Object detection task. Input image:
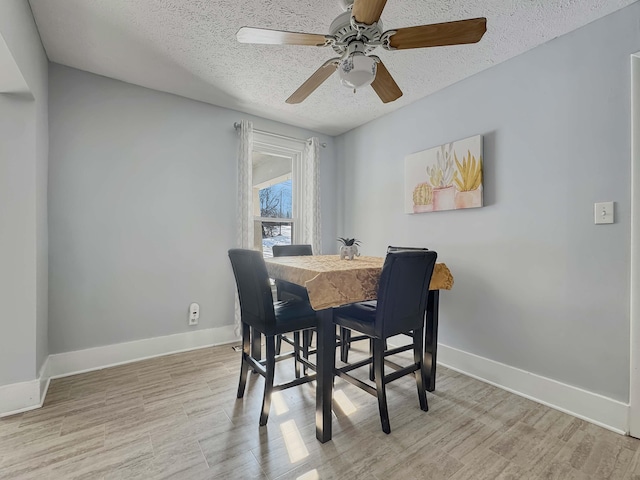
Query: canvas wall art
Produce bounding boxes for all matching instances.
[404,135,483,213]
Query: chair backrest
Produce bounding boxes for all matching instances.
[387,245,429,253]
[271,245,314,301]
[272,244,313,257]
[375,250,437,338]
[228,249,276,330]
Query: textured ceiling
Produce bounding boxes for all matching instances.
[29,0,635,136]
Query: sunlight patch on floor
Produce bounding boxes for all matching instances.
[296,469,320,480]
[333,389,357,416]
[280,419,309,463]
[272,391,289,415]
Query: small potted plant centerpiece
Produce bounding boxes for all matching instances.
[338,237,361,260]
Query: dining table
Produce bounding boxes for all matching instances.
[264,254,454,443]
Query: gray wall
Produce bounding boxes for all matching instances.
[48,64,337,354]
[0,0,48,386]
[336,4,638,402]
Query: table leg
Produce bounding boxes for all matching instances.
[425,290,439,392]
[316,309,335,443]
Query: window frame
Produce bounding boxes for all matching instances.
[252,133,305,253]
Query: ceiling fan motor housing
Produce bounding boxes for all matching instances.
[329,10,383,55]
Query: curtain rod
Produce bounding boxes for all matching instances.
[233,122,326,148]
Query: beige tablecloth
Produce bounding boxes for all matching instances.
[265,255,453,310]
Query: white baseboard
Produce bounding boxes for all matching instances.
[47,325,238,379]
[437,344,629,435]
[0,379,42,417]
[0,326,238,417]
[0,358,51,418]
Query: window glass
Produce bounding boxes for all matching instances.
[259,179,292,219]
[259,179,292,257]
[252,152,295,257]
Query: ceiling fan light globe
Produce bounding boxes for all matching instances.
[339,54,377,90]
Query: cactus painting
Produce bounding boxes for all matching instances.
[404,135,483,213]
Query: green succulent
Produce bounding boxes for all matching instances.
[337,237,361,246]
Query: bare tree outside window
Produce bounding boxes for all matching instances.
[259,180,292,238]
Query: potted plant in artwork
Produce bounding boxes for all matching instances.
[453,150,483,209]
[426,144,455,211]
[412,182,433,213]
[338,237,361,260]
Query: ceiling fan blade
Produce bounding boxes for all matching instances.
[286,59,340,104]
[371,60,402,103]
[237,27,329,46]
[352,0,388,25]
[386,17,487,50]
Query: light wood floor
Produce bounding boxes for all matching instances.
[1,341,639,480]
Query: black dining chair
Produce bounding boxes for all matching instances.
[228,248,317,426]
[339,247,429,365]
[333,250,437,434]
[342,246,431,381]
[386,246,430,342]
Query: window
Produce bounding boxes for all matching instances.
[251,133,304,257]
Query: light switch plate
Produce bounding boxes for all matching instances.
[594,202,614,224]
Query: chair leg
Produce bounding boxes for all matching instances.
[275,334,282,355]
[374,338,391,434]
[369,338,375,381]
[413,326,428,412]
[294,331,301,379]
[251,328,262,374]
[302,330,310,375]
[237,323,251,398]
[259,336,276,426]
[340,327,351,363]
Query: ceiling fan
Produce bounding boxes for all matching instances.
[236,0,487,104]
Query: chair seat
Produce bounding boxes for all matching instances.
[273,300,317,335]
[334,301,378,338]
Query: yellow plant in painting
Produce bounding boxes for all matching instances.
[412,182,433,206]
[453,150,483,192]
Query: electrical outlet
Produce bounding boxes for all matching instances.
[188,302,199,326]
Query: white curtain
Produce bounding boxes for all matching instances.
[235,120,253,333]
[236,120,254,249]
[300,137,322,254]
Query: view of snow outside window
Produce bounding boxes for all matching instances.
[260,179,292,257]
